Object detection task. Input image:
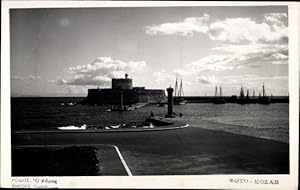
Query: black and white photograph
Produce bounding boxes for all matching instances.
[1,1,299,189]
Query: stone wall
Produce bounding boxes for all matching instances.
[112,79,132,90]
[83,88,166,105]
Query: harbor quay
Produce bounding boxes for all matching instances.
[12,122,289,175]
[11,76,289,176]
[80,74,288,106]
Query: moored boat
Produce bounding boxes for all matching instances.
[213,85,226,104]
[173,78,187,105]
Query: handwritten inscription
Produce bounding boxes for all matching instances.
[12,178,57,188]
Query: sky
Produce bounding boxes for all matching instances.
[10,6,288,97]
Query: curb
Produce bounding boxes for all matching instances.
[13,124,189,134]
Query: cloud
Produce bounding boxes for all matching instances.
[223,75,288,82]
[12,75,41,80]
[48,78,68,85]
[190,54,239,72]
[212,43,287,55]
[271,53,288,64]
[153,44,288,87]
[197,75,218,85]
[264,13,287,25]
[208,43,288,69]
[153,71,176,84]
[170,69,188,78]
[272,53,288,60]
[65,86,87,95]
[195,74,288,91]
[67,75,111,86]
[52,57,146,86]
[145,12,287,43]
[208,14,287,43]
[152,68,189,84]
[68,57,146,75]
[145,14,210,36]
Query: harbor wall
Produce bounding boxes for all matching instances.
[112,78,133,90]
[184,96,289,103]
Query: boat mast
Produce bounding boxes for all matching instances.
[179,79,184,97]
[262,83,266,97]
[240,86,245,98]
[220,86,222,97]
[178,79,181,97]
[215,86,218,97]
[174,78,178,97]
[246,89,249,99]
[253,90,255,97]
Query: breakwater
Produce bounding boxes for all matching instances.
[183,96,289,103]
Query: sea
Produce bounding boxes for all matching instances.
[11,97,289,143]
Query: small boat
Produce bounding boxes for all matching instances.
[174,97,187,105]
[174,78,187,105]
[157,102,167,107]
[110,125,120,129]
[58,124,87,130]
[237,86,250,104]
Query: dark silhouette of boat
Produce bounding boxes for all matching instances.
[213,85,226,104]
[259,97,271,104]
[237,86,250,104]
[174,78,187,105]
[174,97,187,105]
[258,83,271,104]
[237,84,271,105]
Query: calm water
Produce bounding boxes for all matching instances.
[11,97,289,143]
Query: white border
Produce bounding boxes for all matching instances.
[1,1,299,189]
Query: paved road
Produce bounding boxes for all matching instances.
[12,126,289,175]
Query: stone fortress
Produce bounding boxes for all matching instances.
[82,74,166,105]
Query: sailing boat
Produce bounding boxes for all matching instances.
[213,85,226,104]
[237,85,248,104]
[258,83,271,104]
[174,78,187,105]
